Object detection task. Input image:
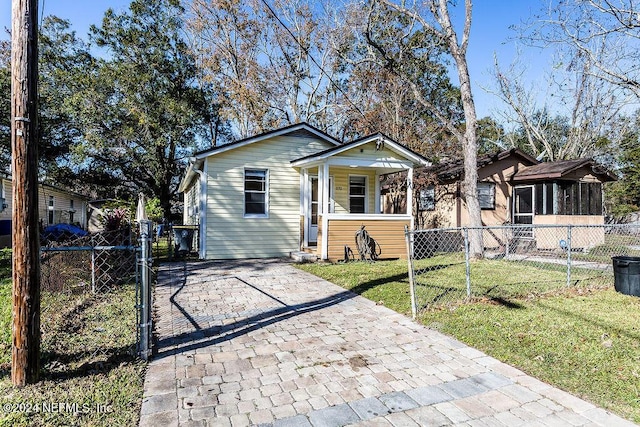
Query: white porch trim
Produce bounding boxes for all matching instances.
[326,214,413,221]
[301,168,309,248]
[321,162,330,260]
[195,158,208,260]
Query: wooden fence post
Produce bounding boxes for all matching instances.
[11,0,41,386]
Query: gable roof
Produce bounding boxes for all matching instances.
[418,148,539,181]
[178,122,342,193]
[513,158,617,182]
[290,132,431,167]
[192,122,341,160]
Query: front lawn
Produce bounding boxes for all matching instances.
[0,250,145,427]
[296,258,640,423]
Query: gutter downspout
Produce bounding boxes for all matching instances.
[194,161,207,260]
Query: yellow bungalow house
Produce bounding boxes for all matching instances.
[179,122,430,261]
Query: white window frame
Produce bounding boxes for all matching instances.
[48,195,55,224]
[244,169,269,218]
[348,175,368,214]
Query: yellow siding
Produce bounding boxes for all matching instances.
[326,219,410,261]
[330,167,377,214]
[205,135,334,259]
[183,182,200,225]
[0,179,11,221]
[0,179,87,249]
[336,142,406,162]
[38,186,87,227]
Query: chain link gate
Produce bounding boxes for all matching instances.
[40,222,154,360]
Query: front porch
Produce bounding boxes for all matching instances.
[291,134,429,262]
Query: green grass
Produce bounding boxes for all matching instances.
[422,290,640,423]
[410,253,611,309]
[296,257,640,423]
[0,250,145,427]
[297,259,414,315]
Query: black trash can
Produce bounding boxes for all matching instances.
[612,256,640,297]
[173,227,195,255]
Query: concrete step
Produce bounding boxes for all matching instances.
[290,251,317,263]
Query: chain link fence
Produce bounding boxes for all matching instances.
[41,227,137,294]
[405,223,640,316]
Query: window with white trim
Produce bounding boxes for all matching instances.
[48,195,55,224]
[69,199,75,223]
[478,182,496,210]
[349,176,367,213]
[244,169,268,216]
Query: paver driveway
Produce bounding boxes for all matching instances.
[139,259,636,427]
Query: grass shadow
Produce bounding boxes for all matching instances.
[350,272,409,295]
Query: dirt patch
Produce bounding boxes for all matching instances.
[348,355,368,370]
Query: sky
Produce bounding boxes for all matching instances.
[0,0,551,121]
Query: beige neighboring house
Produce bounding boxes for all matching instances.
[0,174,89,247]
[179,122,430,261]
[407,148,617,250]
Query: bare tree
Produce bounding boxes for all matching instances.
[186,0,344,137]
[363,0,483,257]
[491,54,631,161]
[527,0,640,99]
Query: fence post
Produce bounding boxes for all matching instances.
[404,225,417,319]
[464,227,471,298]
[505,227,510,259]
[139,220,152,360]
[566,225,572,287]
[91,234,96,294]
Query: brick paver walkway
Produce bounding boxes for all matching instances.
[139,259,636,427]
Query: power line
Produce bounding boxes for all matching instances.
[257,0,369,123]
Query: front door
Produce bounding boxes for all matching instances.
[513,185,534,238]
[308,176,332,244]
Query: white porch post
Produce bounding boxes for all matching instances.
[301,168,308,248]
[375,172,381,214]
[196,158,208,259]
[407,167,414,230]
[321,162,330,260]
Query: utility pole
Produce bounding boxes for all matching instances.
[11,0,40,386]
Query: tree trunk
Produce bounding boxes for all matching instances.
[455,54,483,258]
[11,0,41,386]
[440,0,484,258]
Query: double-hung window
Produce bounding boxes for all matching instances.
[349,176,367,213]
[244,169,268,217]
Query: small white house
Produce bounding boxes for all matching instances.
[179,122,430,261]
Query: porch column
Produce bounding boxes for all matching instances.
[317,165,324,217]
[374,172,381,214]
[407,167,414,229]
[301,168,308,248]
[321,162,330,260]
